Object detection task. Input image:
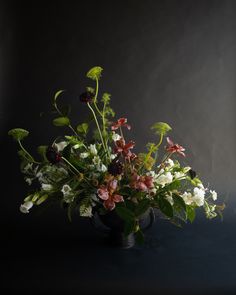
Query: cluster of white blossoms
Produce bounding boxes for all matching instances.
[80,144,107,173]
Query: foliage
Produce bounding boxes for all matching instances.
[9,66,224,245]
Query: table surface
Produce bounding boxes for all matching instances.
[2,214,236,295]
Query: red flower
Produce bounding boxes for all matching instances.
[114,138,136,160]
[166,137,186,157]
[130,174,154,192]
[97,179,124,210]
[111,118,131,130]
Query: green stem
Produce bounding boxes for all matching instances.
[156,133,163,149]
[61,156,80,174]
[156,152,173,174]
[87,102,106,152]
[18,140,40,164]
[93,78,103,117]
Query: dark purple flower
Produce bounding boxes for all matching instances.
[108,159,123,176]
[46,147,61,164]
[79,91,94,103]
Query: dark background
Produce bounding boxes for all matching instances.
[1,0,236,294]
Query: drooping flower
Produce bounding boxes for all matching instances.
[210,190,218,201]
[97,179,124,210]
[46,146,62,164]
[79,91,94,103]
[111,132,121,141]
[166,137,186,157]
[54,141,68,152]
[114,138,135,160]
[61,184,72,196]
[88,144,98,156]
[111,118,131,131]
[130,173,154,192]
[80,152,89,159]
[20,201,33,214]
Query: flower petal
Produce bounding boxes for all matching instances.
[112,194,124,203]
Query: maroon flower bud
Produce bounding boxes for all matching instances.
[46,146,61,164]
[79,91,94,103]
[108,159,123,176]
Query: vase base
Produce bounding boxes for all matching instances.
[107,231,135,249]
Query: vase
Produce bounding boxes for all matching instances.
[91,208,155,249]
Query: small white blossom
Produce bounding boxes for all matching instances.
[210,190,217,201]
[80,152,89,159]
[80,204,93,217]
[54,141,68,152]
[92,156,101,165]
[112,132,121,141]
[20,201,33,214]
[36,171,45,183]
[197,183,204,189]
[182,192,193,205]
[166,195,174,205]
[165,158,174,167]
[174,171,185,179]
[88,144,97,156]
[183,166,191,173]
[97,164,107,172]
[110,154,117,160]
[156,172,173,186]
[61,184,72,196]
[192,187,205,206]
[25,178,33,185]
[41,183,53,191]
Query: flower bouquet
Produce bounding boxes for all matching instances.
[8,66,224,248]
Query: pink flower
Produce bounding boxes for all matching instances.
[97,179,124,210]
[114,138,136,160]
[111,118,131,130]
[130,174,154,192]
[166,137,186,157]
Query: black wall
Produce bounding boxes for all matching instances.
[1,1,236,294]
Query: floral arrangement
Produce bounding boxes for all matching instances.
[8,66,224,243]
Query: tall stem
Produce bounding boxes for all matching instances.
[18,140,39,164]
[93,78,103,117]
[87,102,106,152]
[61,156,80,174]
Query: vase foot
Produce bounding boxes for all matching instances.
[108,231,135,249]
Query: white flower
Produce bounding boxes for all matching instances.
[110,154,117,160]
[166,195,174,205]
[174,171,185,179]
[80,204,93,217]
[183,166,191,173]
[20,201,33,214]
[149,187,157,195]
[25,178,33,185]
[146,171,159,182]
[61,184,72,196]
[23,163,33,172]
[54,141,68,152]
[80,152,89,159]
[192,187,205,206]
[197,183,204,189]
[88,144,97,156]
[165,158,174,167]
[92,156,101,165]
[97,164,107,172]
[182,192,193,205]
[210,190,217,201]
[41,183,53,191]
[112,132,121,141]
[156,172,173,186]
[36,171,45,183]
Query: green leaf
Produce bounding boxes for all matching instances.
[8,128,29,141]
[135,229,145,245]
[115,205,135,223]
[151,122,172,135]
[135,199,150,217]
[36,194,48,205]
[158,195,174,218]
[86,66,103,80]
[186,206,196,223]
[53,117,70,126]
[53,90,65,104]
[172,193,186,211]
[77,123,89,134]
